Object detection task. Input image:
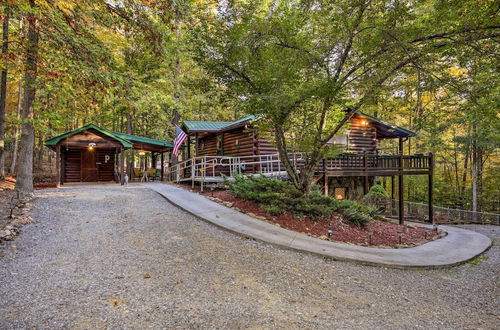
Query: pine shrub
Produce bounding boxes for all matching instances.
[225,175,378,226]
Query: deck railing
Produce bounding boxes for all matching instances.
[166,153,306,183]
[166,152,431,183]
[321,153,431,173]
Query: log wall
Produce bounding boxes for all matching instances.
[348,115,377,153]
[63,149,81,182]
[62,147,116,183]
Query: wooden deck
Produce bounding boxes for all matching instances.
[166,153,432,184]
[321,154,431,177]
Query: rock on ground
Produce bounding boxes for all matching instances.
[0,184,498,329]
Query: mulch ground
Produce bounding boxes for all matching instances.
[178,184,441,248]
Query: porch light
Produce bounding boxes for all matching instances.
[88,142,96,151]
[334,188,346,200]
[139,150,146,156]
[361,120,368,126]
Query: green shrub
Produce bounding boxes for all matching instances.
[225,175,377,226]
[261,204,282,216]
[362,184,390,212]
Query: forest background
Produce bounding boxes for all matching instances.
[0,0,498,213]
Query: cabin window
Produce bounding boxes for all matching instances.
[330,135,348,146]
[334,187,347,200]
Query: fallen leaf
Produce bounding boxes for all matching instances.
[106,298,125,307]
[144,273,151,279]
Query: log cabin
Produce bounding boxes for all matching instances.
[45,124,173,186]
[175,111,433,224]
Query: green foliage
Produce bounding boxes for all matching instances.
[226,175,375,226]
[362,184,390,212]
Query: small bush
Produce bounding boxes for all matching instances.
[226,175,379,226]
[362,184,390,212]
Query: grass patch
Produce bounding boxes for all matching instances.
[467,255,489,266]
[225,175,379,226]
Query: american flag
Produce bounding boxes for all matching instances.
[172,125,187,157]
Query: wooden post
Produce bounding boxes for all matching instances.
[56,144,61,187]
[398,137,404,224]
[187,135,191,159]
[363,154,368,195]
[324,176,329,196]
[399,174,404,225]
[120,148,125,185]
[194,133,199,157]
[391,175,395,215]
[152,152,157,169]
[114,147,119,183]
[160,152,164,181]
[428,152,434,224]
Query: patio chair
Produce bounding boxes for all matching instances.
[147,168,161,181]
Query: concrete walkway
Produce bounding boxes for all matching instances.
[144,183,492,268]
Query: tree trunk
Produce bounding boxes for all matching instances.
[10,77,22,174]
[459,144,469,208]
[0,7,9,179]
[471,123,478,220]
[126,112,133,178]
[15,0,39,195]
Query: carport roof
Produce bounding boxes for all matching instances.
[45,123,173,150]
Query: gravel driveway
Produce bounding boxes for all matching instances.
[0,184,498,329]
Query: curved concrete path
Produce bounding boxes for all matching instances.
[144,183,492,268]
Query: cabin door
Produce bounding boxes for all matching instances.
[81,149,98,182]
[97,149,115,181]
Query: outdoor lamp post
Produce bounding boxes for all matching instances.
[327,229,333,239]
[397,231,403,245]
[367,229,373,245]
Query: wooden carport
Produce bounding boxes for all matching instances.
[45,124,173,186]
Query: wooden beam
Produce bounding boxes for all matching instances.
[152,152,157,169]
[160,152,164,181]
[323,176,329,196]
[391,175,395,215]
[195,133,199,157]
[399,174,404,225]
[56,144,61,187]
[120,148,125,185]
[363,154,368,195]
[428,152,434,224]
[312,173,324,185]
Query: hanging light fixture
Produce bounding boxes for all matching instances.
[138,150,146,156]
[88,142,96,151]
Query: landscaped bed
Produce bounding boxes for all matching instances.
[174,177,442,248]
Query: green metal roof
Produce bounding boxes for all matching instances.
[44,123,133,148]
[356,111,417,138]
[112,131,173,148]
[183,115,256,133]
[45,123,172,149]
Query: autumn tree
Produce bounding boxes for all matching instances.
[191,0,499,194]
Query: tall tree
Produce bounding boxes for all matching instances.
[192,0,499,194]
[0,5,9,179]
[16,0,38,195]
